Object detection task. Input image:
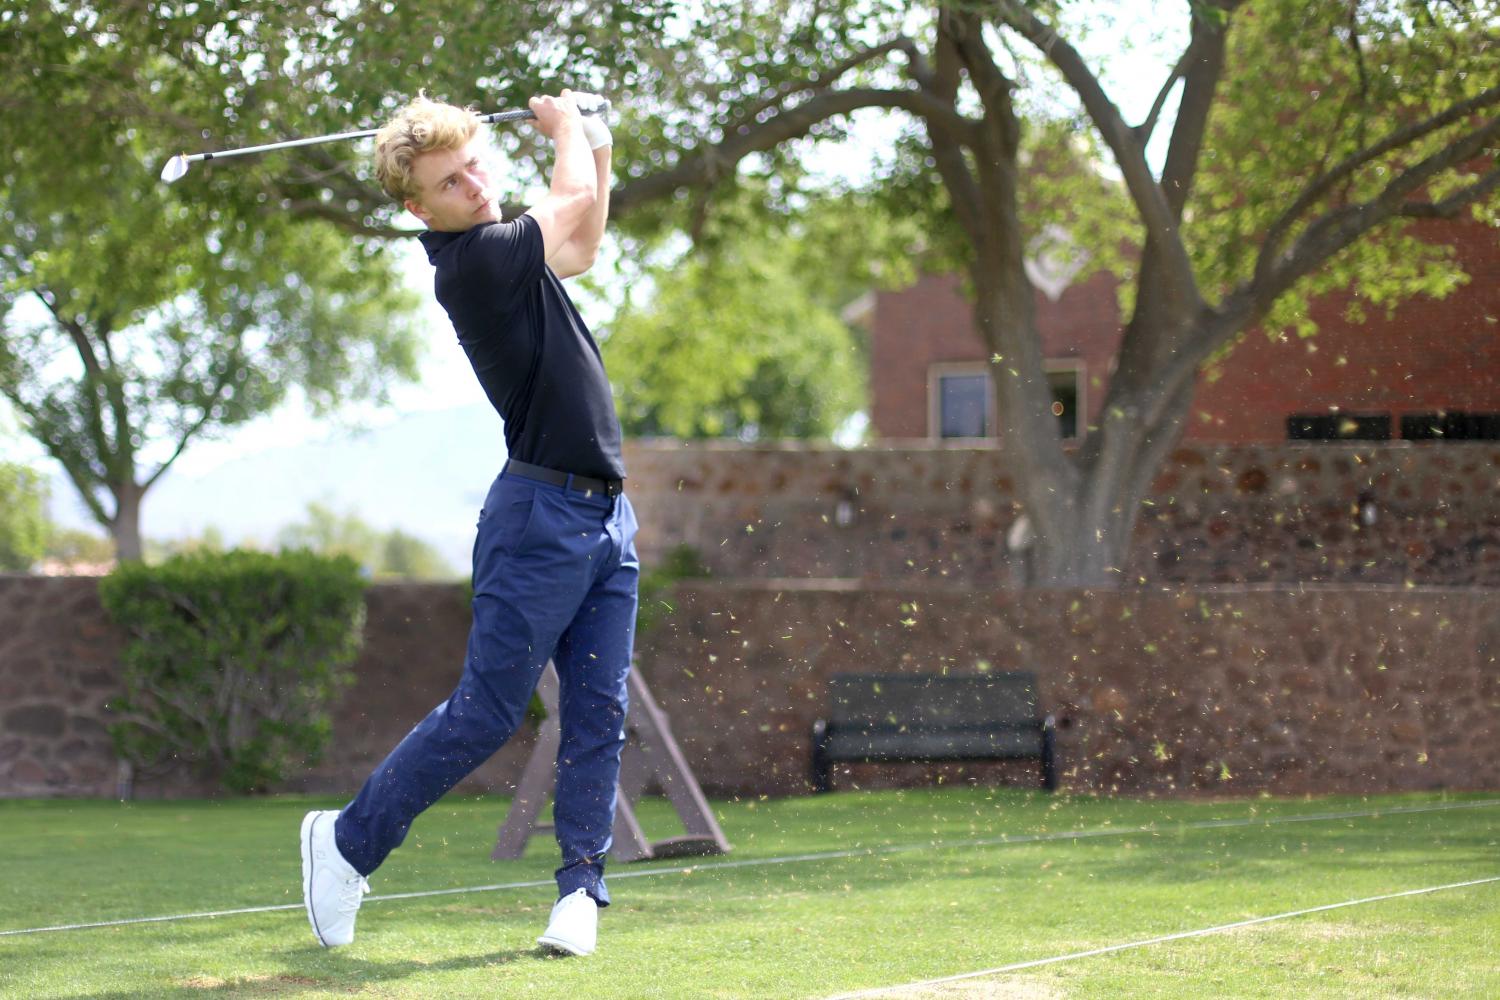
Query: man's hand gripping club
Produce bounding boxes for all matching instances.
[526,89,613,277]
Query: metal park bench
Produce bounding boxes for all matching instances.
[811,672,1058,793]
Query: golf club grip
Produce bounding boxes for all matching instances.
[477,104,607,126]
[478,109,537,125]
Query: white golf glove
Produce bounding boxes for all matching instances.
[571,90,613,150]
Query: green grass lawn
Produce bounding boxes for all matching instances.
[2,789,1496,999]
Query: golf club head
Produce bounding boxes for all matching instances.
[159,155,190,184]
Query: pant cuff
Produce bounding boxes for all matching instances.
[333,809,380,878]
[557,860,610,906]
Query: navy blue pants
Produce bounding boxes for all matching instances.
[335,465,639,905]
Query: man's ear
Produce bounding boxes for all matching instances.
[404,197,432,225]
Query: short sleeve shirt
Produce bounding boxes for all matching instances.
[418,214,625,481]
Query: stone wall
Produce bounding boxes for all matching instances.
[622,441,1500,586]
[0,577,539,799]
[635,582,1500,797]
[0,577,125,797]
[3,575,1497,799]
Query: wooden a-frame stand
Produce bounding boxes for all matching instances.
[491,663,731,863]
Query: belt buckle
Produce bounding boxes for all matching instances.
[607,480,622,497]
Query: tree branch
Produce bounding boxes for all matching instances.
[1257,83,1500,279]
[4,391,112,526]
[1137,290,1255,439]
[1137,48,1190,146]
[91,323,137,486]
[272,197,415,239]
[727,36,920,134]
[141,368,238,493]
[925,24,985,245]
[613,87,972,217]
[36,292,105,380]
[1158,5,1235,220]
[1147,115,1499,433]
[946,9,1018,153]
[992,0,1201,309]
[35,291,118,486]
[1399,166,1500,217]
[894,34,941,92]
[1259,113,1500,305]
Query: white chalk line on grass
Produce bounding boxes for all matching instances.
[822,874,1500,999]
[3,797,1496,939]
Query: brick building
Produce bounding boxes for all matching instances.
[865,216,1500,444]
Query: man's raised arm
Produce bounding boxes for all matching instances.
[546,91,612,278]
[523,90,598,269]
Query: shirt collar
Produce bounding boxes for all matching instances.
[417,228,463,265]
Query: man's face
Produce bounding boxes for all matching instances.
[404,136,500,232]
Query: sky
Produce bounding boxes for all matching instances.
[3,7,1188,566]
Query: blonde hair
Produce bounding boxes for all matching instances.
[373,94,479,201]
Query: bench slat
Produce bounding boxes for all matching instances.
[824,728,1045,761]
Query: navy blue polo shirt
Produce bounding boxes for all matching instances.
[419,214,626,481]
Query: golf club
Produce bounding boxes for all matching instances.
[159,103,608,184]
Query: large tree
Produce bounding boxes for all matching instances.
[602,187,923,440]
[599,0,1497,585]
[0,4,428,560]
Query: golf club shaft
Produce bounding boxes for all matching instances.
[179,108,541,166]
[161,104,613,182]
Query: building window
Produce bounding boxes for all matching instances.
[1401,411,1500,441]
[1286,413,1391,441]
[937,372,991,439]
[930,362,1085,441]
[1046,365,1082,441]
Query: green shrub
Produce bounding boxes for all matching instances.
[99,549,367,794]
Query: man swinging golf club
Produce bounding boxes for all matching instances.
[300,88,635,957]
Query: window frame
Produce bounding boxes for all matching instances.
[926,359,1087,442]
[1044,360,1085,444]
[928,363,995,441]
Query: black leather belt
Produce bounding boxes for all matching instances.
[506,459,623,497]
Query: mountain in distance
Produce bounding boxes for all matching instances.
[46,403,508,576]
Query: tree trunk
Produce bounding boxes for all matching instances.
[987,277,1203,589]
[111,481,145,563]
[968,273,1111,589]
[1017,397,1195,589]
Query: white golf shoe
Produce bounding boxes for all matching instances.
[300,810,369,947]
[536,888,598,956]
